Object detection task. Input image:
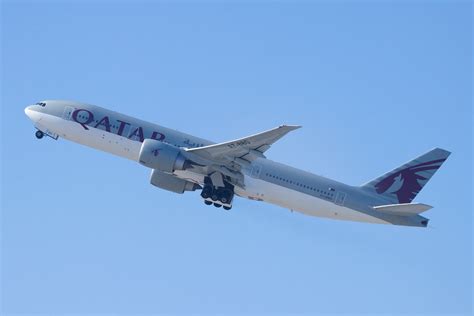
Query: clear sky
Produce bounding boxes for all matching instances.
[1,1,472,315]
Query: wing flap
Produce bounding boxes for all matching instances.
[373,203,433,216]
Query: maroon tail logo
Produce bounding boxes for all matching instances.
[374,159,446,203]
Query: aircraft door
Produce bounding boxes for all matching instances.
[335,191,347,205]
[251,165,262,178]
[62,106,75,120]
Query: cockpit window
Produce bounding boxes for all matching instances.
[35,102,46,107]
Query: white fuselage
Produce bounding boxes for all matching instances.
[27,103,390,225]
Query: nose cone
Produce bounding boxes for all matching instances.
[24,105,34,119]
[24,105,42,122]
[24,105,32,115]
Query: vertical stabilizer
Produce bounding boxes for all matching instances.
[361,148,450,204]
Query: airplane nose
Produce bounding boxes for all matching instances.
[24,105,41,122]
[24,106,33,118]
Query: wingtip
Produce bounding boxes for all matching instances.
[280,124,302,130]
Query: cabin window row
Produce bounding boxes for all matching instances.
[264,172,334,197]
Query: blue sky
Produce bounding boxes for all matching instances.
[1,1,472,315]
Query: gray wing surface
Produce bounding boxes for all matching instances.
[185,125,301,165]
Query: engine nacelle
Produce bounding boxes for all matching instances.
[139,139,187,172]
[150,169,200,194]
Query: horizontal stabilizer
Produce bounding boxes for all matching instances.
[373,203,432,216]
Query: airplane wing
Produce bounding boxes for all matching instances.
[185,125,301,165]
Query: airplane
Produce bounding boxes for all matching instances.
[25,100,450,227]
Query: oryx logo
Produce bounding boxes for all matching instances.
[374,158,446,203]
[152,149,161,157]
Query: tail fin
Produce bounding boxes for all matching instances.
[361,148,450,204]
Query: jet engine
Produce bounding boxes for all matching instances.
[139,139,189,173]
[150,169,200,194]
